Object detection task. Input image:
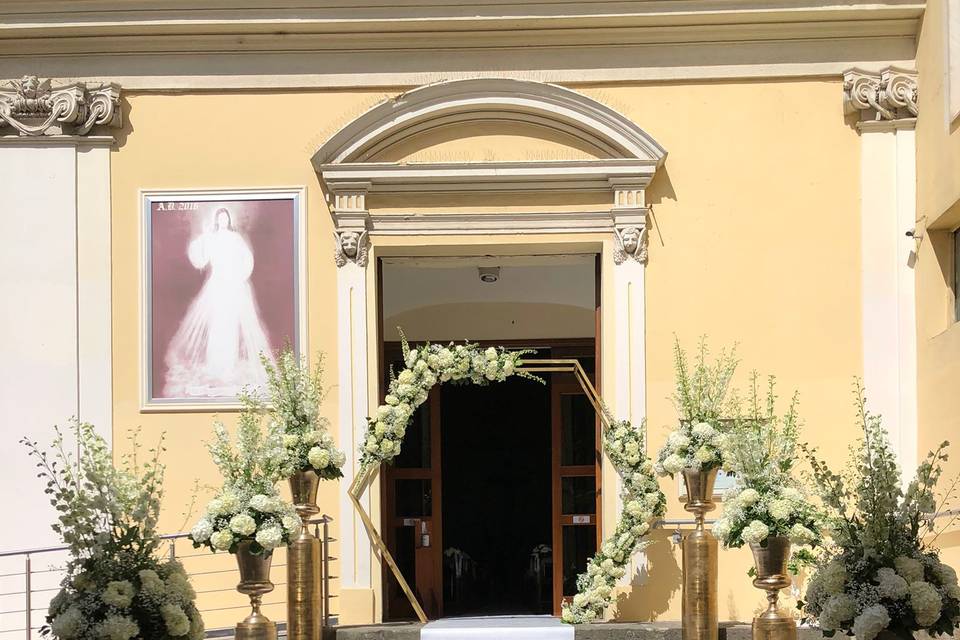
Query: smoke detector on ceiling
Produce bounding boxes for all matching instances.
[478,266,500,283]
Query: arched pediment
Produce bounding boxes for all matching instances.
[312,78,666,166]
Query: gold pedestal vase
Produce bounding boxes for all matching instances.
[681,467,719,640]
[749,536,797,640]
[287,470,323,640]
[235,541,277,640]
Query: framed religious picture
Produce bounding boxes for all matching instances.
[140,188,306,410]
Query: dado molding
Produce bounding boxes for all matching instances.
[0,76,121,137]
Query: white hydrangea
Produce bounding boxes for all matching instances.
[694,446,715,463]
[102,580,135,608]
[781,487,803,502]
[788,524,815,544]
[820,560,848,595]
[667,432,691,449]
[210,529,234,551]
[933,560,958,586]
[692,422,715,438]
[741,520,770,544]
[50,607,83,639]
[712,518,732,543]
[218,490,241,515]
[819,594,856,631]
[307,446,331,469]
[96,616,139,640]
[739,488,760,506]
[255,525,284,550]
[249,494,279,513]
[895,556,925,583]
[768,499,793,520]
[138,569,165,596]
[662,454,684,475]
[229,513,257,536]
[852,604,890,640]
[876,567,909,600]
[909,580,943,626]
[282,514,302,534]
[161,603,191,637]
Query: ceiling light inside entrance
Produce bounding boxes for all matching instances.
[478,266,500,283]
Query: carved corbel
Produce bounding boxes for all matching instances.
[843,67,918,123]
[0,75,122,137]
[334,229,370,268]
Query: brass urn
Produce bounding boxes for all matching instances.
[235,540,277,640]
[749,536,797,640]
[681,467,719,640]
[287,469,323,640]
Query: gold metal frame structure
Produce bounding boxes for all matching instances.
[347,359,611,623]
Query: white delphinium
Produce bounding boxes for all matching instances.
[248,347,345,480]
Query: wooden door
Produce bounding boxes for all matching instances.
[383,388,444,620]
[551,378,602,614]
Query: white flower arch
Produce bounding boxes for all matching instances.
[348,334,666,624]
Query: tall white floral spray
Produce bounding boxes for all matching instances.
[713,374,822,549]
[243,347,345,480]
[655,337,738,477]
[801,383,960,640]
[22,423,203,640]
[190,409,300,556]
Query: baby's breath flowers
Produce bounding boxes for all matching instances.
[800,383,960,640]
[712,375,822,549]
[243,347,345,480]
[22,422,203,640]
[655,337,738,477]
[190,409,299,556]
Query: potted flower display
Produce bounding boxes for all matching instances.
[190,408,299,639]
[655,337,739,504]
[22,422,203,640]
[801,384,960,640]
[245,347,345,522]
[713,375,822,639]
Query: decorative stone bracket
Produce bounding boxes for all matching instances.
[843,67,918,123]
[611,179,649,265]
[329,181,371,268]
[0,75,122,137]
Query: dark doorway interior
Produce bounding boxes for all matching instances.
[440,377,553,616]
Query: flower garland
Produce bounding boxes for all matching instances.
[359,335,538,467]
[561,417,666,623]
[357,332,665,624]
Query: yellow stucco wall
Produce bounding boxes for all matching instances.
[109,79,863,627]
[916,0,960,576]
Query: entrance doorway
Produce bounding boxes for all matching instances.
[378,257,601,620]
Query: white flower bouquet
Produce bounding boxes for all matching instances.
[655,337,738,477]
[713,375,821,549]
[22,422,203,640]
[245,347,345,480]
[801,384,960,640]
[190,411,300,555]
[360,333,538,466]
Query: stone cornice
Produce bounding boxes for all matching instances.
[843,66,918,124]
[0,1,922,56]
[0,75,121,137]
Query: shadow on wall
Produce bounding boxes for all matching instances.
[615,530,681,621]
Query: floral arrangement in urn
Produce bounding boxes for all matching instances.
[246,347,345,480]
[801,384,960,640]
[22,422,203,640]
[655,337,739,477]
[713,375,821,549]
[190,410,300,555]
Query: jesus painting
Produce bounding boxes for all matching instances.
[146,194,299,406]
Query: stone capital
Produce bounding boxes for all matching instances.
[0,75,122,137]
[843,67,918,124]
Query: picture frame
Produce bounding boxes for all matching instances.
[139,187,307,411]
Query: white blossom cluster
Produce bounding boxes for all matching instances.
[803,385,960,640]
[245,348,346,480]
[713,484,819,548]
[359,338,534,466]
[803,553,960,640]
[654,421,729,476]
[561,418,666,624]
[48,564,203,640]
[190,413,300,555]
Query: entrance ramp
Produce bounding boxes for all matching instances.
[421,615,573,640]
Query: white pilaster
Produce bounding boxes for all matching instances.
[846,66,919,472]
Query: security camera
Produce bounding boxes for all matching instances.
[478,266,500,283]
